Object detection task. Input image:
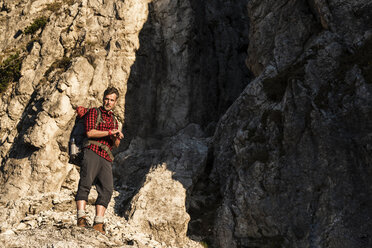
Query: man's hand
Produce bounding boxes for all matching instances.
[109,129,123,148]
[110,129,124,140]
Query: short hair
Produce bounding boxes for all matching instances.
[103,86,119,99]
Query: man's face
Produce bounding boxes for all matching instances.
[103,93,117,111]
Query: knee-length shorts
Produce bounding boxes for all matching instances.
[75,149,113,208]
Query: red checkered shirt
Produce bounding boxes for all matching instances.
[85,107,118,162]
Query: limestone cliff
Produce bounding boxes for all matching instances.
[0,0,371,247]
[210,0,372,247]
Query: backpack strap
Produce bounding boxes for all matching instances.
[94,107,104,129]
[112,114,119,129]
[96,107,118,129]
[86,140,115,161]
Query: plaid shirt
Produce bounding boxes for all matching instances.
[85,107,118,162]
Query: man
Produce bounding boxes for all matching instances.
[75,86,124,234]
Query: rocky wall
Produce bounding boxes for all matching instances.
[0,0,371,247]
[0,0,251,246]
[211,0,372,247]
[0,0,151,200]
[115,0,251,244]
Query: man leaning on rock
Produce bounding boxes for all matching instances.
[75,86,124,234]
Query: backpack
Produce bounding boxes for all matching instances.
[69,106,116,165]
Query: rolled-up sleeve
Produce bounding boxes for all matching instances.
[85,108,97,133]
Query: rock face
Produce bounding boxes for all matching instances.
[127,164,192,246]
[211,0,372,247]
[0,0,371,247]
[114,124,208,246]
[0,0,151,199]
[122,0,250,141]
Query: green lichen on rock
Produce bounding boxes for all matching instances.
[0,52,22,93]
[24,17,48,35]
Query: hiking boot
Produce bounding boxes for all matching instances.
[93,223,105,234]
[77,216,88,227]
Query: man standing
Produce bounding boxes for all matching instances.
[75,86,124,234]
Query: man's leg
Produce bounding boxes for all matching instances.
[76,200,88,227]
[96,204,106,217]
[93,202,108,234]
[93,158,113,234]
[75,149,101,227]
[94,157,113,217]
[76,200,86,213]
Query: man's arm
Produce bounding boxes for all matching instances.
[85,108,100,137]
[85,108,119,138]
[85,108,123,146]
[86,129,111,139]
[111,117,123,148]
[87,129,123,148]
[87,129,123,140]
